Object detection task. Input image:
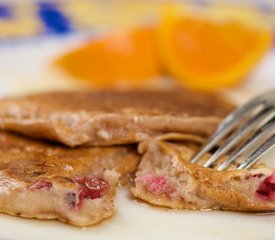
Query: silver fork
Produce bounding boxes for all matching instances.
[191,90,275,170]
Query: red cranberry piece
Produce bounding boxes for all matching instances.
[76,176,109,200]
[150,176,176,195]
[148,176,168,193]
[256,173,275,200]
[137,173,176,195]
[65,176,109,210]
[27,180,52,190]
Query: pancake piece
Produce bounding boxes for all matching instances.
[0,132,140,227]
[131,140,275,212]
[0,90,234,147]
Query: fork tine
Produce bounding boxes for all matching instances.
[191,90,275,164]
[217,118,274,170]
[237,134,275,170]
[214,89,275,132]
[191,104,262,164]
[190,93,269,164]
[203,107,274,168]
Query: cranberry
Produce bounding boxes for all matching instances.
[137,173,176,195]
[76,176,109,200]
[256,173,275,200]
[148,176,168,193]
[64,176,109,210]
[27,180,52,190]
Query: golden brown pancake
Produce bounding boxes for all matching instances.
[0,131,140,227]
[0,90,234,147]
[131,140,275,212]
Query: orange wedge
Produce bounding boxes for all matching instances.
[158,6,272,90]
[56,26,161,88]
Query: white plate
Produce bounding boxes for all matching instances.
[0,36,275,240]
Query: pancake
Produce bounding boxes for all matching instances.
[0,132,140,227]
[131,140,275,212]
[0,90,234,147]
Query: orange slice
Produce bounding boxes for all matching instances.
[56,26,161,88]
[158,6,272,90]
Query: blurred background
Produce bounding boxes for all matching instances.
[0,0,274,102]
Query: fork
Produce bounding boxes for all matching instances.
[191,90,275,170]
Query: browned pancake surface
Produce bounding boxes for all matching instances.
[0,132,140,226]
[9,91,232,116]
[0,90,234,147]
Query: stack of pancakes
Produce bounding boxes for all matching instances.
[0,90,273,227]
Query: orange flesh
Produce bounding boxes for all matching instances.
[56,26,161,88]
[171,17,262,75]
